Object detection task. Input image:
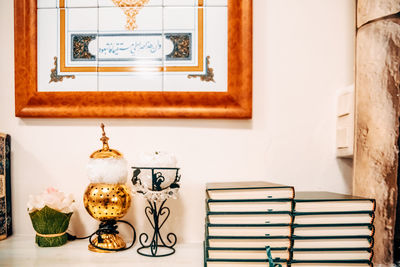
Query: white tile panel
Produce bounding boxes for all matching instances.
[37,0,58,9]
[163,7,227,92]
[37,8,99,92]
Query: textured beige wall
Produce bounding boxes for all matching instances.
[357,0,400,27]
[355,1,400,264]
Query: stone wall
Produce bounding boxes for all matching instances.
[354,0,400,264]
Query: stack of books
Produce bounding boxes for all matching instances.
[290,191,375,267]
[203,182,295,267]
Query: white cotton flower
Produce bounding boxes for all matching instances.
[87,157,128,184]
[27,188,75,213]
[136,151,177,168]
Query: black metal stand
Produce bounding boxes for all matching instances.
[137,199,177,257]
[131,166,180,257]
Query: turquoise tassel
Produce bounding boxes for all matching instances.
[266,246,282,267]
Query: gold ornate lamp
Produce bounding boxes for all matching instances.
[84,124,135,253]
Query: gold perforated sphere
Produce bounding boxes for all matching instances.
[83,183,131,221]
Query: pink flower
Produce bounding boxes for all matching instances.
[46,187,58,194]
[27,188,75,213]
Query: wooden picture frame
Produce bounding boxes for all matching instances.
[14,0,252,118]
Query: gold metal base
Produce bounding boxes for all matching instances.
[88,234,126,253]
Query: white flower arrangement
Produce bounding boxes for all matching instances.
[137,151,177,168]
[27,187,75,214]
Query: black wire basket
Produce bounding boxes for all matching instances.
[131,167,181,257]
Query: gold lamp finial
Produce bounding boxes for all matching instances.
[100,123,110,151]
[90,123,123,159]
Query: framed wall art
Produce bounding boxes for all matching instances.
[14,0,252,118]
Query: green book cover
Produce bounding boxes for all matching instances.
[207,198,294,203]
[207,247,289,251]
[206,196,293,215]
[291,223,375,239]
[292,235,375,241]
[206,247,290,262]
[291,247,372,252]
[290,263,372,267]
[292,223,374,228]
[294,192,375,202]
[206,181,295,202]
[0,134,11,240]
[207,235,293,240]
[206,198,294,214]
[293,211,375,227]
[291,235,374,250]
[294,192,375,210]
[294,211,374,215]
[206,216,292,239]
[290,260,373,267]
[208,210,293,216]
[206,181,294,191]
[205,222,291,242]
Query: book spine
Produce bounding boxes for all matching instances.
[0,134,11,240]
[370,224,375,237]
[369,243,374,262]
[289,199,295,266]
[203,241,207,267]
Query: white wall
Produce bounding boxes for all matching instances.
[0,0,355,243]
